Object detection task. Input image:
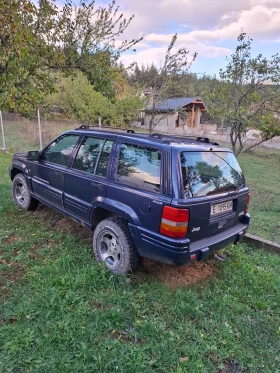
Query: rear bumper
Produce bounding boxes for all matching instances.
[129,215,250,266]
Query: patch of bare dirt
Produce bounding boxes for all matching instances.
[9,317,18,324]
[111,329,144,344]
[1,261,26,283]
[137,258,218,288]
[0,261,26,299]
[1,234,20,245]
[0,283,10,297]
[220,361,243,373]
[32,205,92,244]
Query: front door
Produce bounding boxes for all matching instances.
[30,134,80,208]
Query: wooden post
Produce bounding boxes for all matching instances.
[0,111,5,150]
[190,104,195,128]
[226,126,230,148]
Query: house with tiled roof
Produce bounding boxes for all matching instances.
[134,96,208,132]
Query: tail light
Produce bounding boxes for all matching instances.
[160,206,189,238]
[244,193,250,214]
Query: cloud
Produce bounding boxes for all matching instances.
[142,5,280,43]
[122,43,231,68]
[106,0,280,70]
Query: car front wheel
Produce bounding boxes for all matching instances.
[93,217,141,275]
[12,173,39,211]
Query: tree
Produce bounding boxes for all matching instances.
[111,92,144,126]
[0,0,141,117]
[129,63,159,88]
[207,33,280,155]
[145,34,197,133]
[51,72,114,123]
[49,71,144,126]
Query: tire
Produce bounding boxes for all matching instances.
[93,217,141,275]
[12,173,39,211]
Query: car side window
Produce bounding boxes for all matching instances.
[73,136,105,174]
[96,140,113,177]
[117,143,161,193]
[72,137,113,177]
[41,134,79,166]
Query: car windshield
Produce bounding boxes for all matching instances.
[181,151,245,198]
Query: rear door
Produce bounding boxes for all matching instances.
[107,141,171,233]
[63,135,114,221]
[175,149,249,241]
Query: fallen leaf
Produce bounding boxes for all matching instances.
[179,357,188,363]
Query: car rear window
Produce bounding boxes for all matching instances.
[181,151,245,198]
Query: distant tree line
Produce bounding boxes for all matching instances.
[129,63,212,100]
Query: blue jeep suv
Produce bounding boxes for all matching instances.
[9,127,250,275]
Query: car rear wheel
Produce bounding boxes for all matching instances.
[12,173,39,211]
[93,217,141,275]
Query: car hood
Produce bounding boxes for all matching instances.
[13,152,27,159]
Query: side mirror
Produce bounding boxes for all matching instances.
[27,151,40,161]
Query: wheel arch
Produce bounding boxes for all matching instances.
[91,200,141,228]
[91,206,118,228]
[10,167,24,180]
[10,159,28,180]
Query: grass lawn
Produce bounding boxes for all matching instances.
[238,149,280,244]
[1,151,280,373]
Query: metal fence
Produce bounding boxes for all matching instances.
[0,111,81,152]
[1,111,280,153]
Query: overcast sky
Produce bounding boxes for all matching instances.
[102,0,280,76]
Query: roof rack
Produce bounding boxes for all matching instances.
[76,124,135,133]
[149,133,219,146]
[74,126,219,146]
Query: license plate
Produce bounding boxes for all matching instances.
[211,201,233,216]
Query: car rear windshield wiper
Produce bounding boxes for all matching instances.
[206,184,239,196]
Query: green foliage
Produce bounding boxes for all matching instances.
[130,63,159,88]
[130,64,215,103]
[49,71,144,126]
[111,93,144,126]
[206,33,280,155]
[0,0,58,117]
[52,72,113,124]
[0,0,141,117]
[258,112,280,139]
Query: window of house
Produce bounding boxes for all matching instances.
[41,134,79,166]
[72,137,113,176]
[117,143,161,193]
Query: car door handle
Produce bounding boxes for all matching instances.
[91,181,103,190]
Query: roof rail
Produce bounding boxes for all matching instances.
[148,133,219,146]
[74,126,219,145]
[149,133,164,139]
[75,124,135,133]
